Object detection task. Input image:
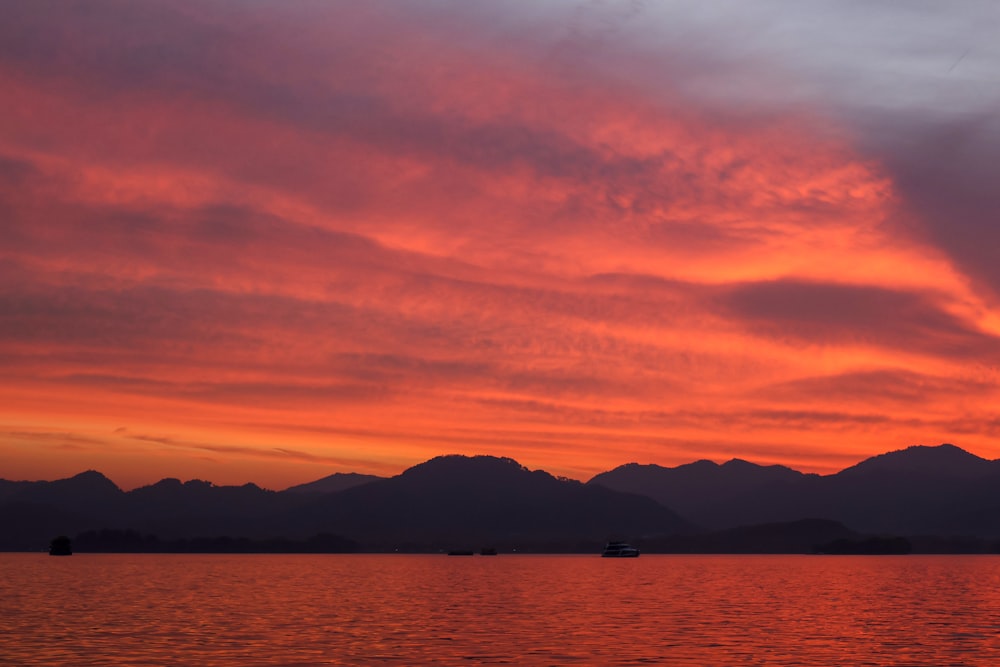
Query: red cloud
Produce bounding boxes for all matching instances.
[1,2,998,487]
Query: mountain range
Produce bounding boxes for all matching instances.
[3,444,1000,552]
[591,443,1000,536]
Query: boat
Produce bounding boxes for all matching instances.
[602,541,639,558]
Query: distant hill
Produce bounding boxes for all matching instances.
[589,444,1000,536]
[0,472,316,549]
[277,455,694,550]
[124,478,305,540]
[0,471,126,550]
[0,455,692,551]
[5,444,1000,551]
[284,472,382,495]
[589,458,811,526]
[837,443,993,478]
[4,470,126,517]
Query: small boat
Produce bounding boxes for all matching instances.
[602,541,639,558]
[480,547,498,556]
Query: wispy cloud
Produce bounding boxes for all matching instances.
[1,1,999,487]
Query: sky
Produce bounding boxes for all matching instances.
[2,1,999,490]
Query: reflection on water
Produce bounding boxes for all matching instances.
[3,553,1000,665]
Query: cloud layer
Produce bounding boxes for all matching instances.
[2,1,999,488]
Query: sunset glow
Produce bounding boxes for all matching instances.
[2,2,999,489]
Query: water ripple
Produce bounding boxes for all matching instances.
[3,554,1000,665]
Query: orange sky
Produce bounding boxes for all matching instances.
[2,2,1000,490]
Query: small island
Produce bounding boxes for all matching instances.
[49,535,72,556]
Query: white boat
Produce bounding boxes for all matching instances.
[602,541,639,557]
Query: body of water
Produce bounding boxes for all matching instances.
[3,553,1000,665]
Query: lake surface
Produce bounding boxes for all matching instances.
[3,553,1000,665]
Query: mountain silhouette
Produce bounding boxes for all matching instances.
[0,455,691,551]
[278,455,693,549]
[124,478,304,539]
[837,443,994,478]
[589,458,810,526]
[3,470,125,517]
[589,444,1000,536]
[4,444,1000,552]
[0,471,126,550]
[284,472,382,495]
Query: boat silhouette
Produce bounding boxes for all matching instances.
[601,541,639,557]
